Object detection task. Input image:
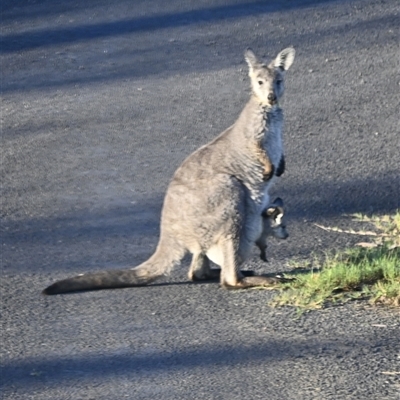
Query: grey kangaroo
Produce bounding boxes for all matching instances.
[256,197,289,262]
[43,47,295,295]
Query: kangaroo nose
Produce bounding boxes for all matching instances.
[268,93,276,102]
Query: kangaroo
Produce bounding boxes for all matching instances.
[256,197,289,262]
[189,197,289,281]
[43,47,295,295]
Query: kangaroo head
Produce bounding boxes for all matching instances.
[262,197,289,240]
[245,48,295,108]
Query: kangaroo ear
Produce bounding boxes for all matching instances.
[244,49,259,72]
[272,197,284,208]
[273,47,295,71]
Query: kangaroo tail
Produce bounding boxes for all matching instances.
[43,239,184,295]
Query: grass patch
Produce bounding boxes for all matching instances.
[271,211,400,309]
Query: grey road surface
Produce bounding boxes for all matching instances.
[1,0,399,399]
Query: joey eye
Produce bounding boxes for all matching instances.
[258,80,263,85]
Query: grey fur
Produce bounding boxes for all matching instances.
[43,47,295,295]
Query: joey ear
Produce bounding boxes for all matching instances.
[244,49,259,72]
[273,47,295,71]
[264,206,276,217]
[272,197,284,208]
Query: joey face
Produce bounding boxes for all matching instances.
[263,198,289,240]
[245,48,295,108]
[268,209,289,240]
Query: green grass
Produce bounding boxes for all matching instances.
[270,211,400,310]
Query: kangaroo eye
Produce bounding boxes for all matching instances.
[276,79,283,85]
[258,80,263,85]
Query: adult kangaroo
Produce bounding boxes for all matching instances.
[43,47,295,295]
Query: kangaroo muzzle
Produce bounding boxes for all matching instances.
[267,92,277,104]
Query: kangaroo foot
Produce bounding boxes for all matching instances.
[191,269,255,281]
[259,251,268,262]
[222,274,289,289]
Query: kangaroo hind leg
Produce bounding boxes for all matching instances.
[219,238,282,289]
[188,253,220,281]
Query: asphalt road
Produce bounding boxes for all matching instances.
[1,0,399,399]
